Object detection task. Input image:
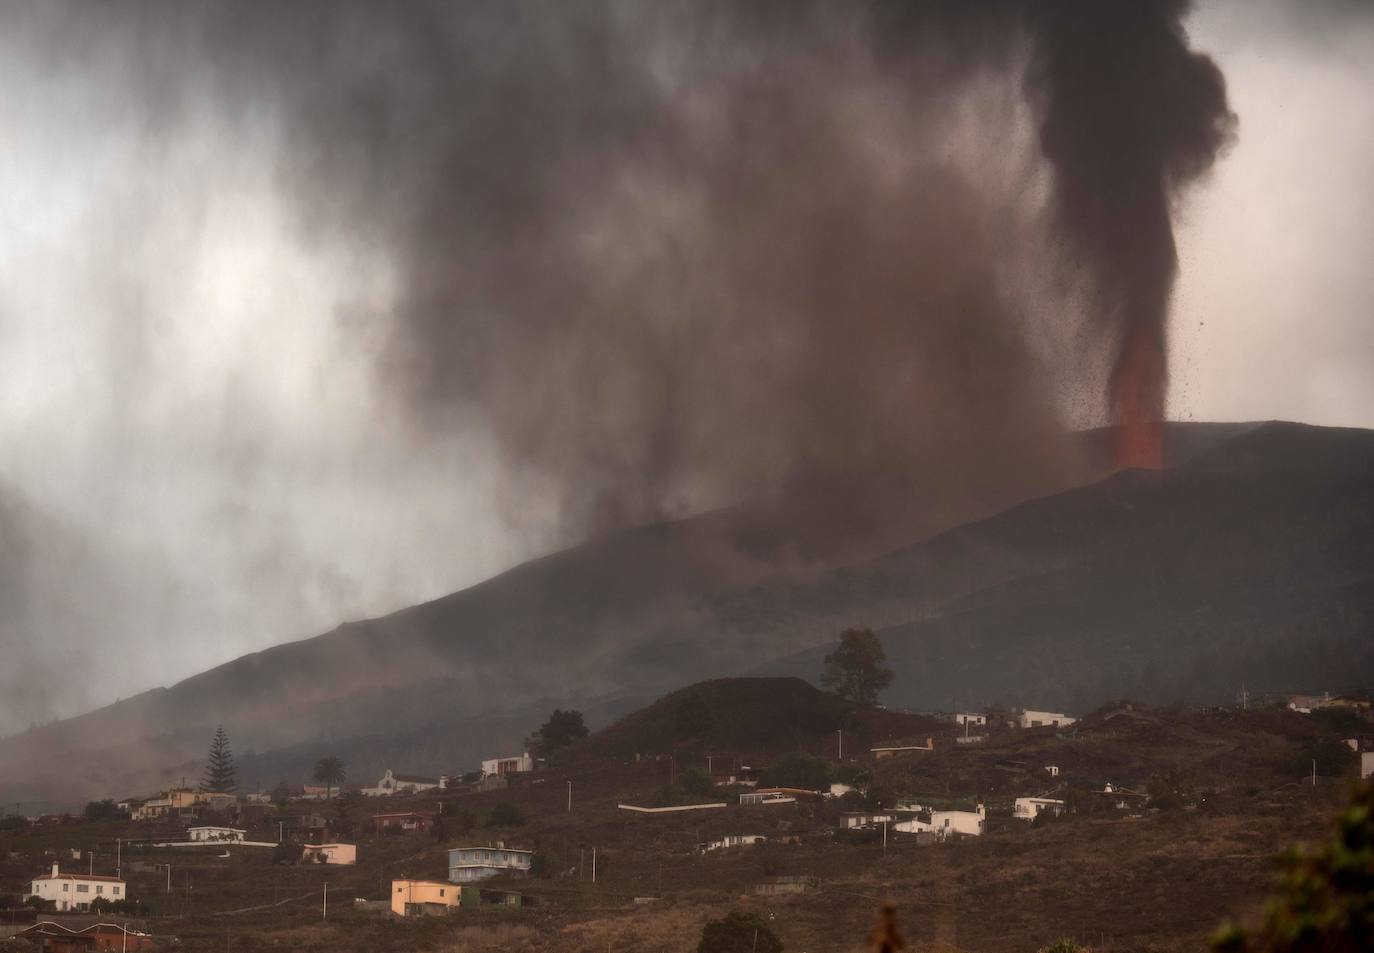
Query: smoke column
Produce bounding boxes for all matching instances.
[1026,1,1235,468]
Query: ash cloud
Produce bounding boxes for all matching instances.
[0,1,1238,732]
[1026,1,1236,465]
[198,0,1231,532]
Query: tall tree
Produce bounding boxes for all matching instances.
[200,726,239,794]
[312,756,345,799]
[528,709,588,757]
[820,628,894,706]
[330,787,360,837]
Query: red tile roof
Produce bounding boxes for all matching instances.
[31,873,125,883]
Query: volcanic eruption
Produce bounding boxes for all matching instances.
[1026,0,1235,469]
[23,0,1235,546]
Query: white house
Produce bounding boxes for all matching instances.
[362,769,442,797]
[934,806,985,837]
[187,826,246,843]
[23,865,126,912]
[1019,710,1077,729]
[479,753,534,778]
[892,805,984,838]
[953,712,986,727]
[700,834,767,852]
[1014,797,1066,820]
[301,843,357,865]
[1045,765,1061,777]
[1361,752,1373,780]
[447,844,533,883]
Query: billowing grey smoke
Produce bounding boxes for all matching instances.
[213,0,1075,541]
[14,0,1231,540]
[195,0,1229,535]
[0,1,1237,733]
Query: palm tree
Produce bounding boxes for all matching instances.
[312,756,345,800]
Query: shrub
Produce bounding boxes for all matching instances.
[1040,941,1090,953]
[698,910,783,953]
[1211,780,1374,953]
[760,753,831,791]
[272,842,303,865]
[679,767,716,798]
[488,802,526,827]
[83,799,122,821]
[447,807,476,836]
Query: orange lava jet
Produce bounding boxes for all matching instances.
[1110,327,1165,469]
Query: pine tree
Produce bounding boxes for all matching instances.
[201,726,239,794]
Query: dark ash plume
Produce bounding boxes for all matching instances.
[17,0,1234,546]
[1026,0,1236,467]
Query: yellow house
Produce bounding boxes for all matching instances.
[391,879,466,916]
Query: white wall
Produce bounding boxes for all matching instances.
[1020,711,1076,729]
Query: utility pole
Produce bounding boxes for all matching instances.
[116,838,121,879]
[567,781,572,813]
[323,881,328,920]
[1312,759,1317,787]
[837,729,843,760]
[591,847,597,884]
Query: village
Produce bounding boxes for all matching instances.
[1,664,1371,952]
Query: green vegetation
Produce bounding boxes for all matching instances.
[760,753,832,790]
[529,709,590,759]
[820,628,894,705]
[331,788,362,836]
[488,802,526,827]
[678,766,715,798]
[698,910,783,953]
[200,725,239,794]
[83,798,122,820]
[312,755,346,798]
[1212,781,1374,953]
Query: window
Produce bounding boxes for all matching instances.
[439,889,445,897]
[396,886,403,893]
[76,884,89,893]
[113,886,121,895]
[96,885,104,894]
[63,883,70,892]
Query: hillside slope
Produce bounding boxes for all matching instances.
[757,421,1374,710]
[1,420,1368,808]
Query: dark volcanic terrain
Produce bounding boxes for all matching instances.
[1,421,1370,807]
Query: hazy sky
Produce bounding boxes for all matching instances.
[0,0,1370,733]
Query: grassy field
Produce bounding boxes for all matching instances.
[0,699,1365,952]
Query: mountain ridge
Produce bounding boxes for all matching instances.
[2,419,1368,809]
